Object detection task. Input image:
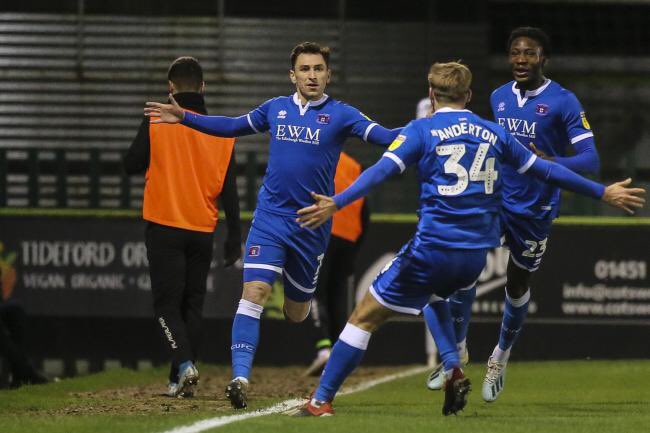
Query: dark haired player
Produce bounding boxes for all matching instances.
[125,56,241,398]
[425,27,603,403]
[145,42,401,409]
[290,61,642,417]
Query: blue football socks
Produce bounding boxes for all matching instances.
[449,286,476,345]
[231,299,264,381]
[314,323,370,402]
[423,301,459,371]
[498,289,530,352]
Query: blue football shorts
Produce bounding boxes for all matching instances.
[370,238,488,315]
[501,211,553,272]
[243,208,331,302]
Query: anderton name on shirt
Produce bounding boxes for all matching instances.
[276,124,321,145]
[431,121,498,146]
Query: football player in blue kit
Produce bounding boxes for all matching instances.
[144,42,401,409]
[289,61,644,417]
[425,27,605,402]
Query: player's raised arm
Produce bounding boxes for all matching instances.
[342,104,402,147]
[298,125,423,229]
[145,94,271,138]
[366,124,403,146]
[506,135,645,214]
[296,156,400,229]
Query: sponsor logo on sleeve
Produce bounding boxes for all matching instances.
[248,246,261,257]
[580,111,591,130]
[388,134,406,151]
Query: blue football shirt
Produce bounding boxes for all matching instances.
[491,79,594,219]
[384,108,536,249]
[246,93,378,216]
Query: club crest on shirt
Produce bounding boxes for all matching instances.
[580,111,591,130]
[535,103,550,116]
[388,134,406,151]
[317,113,330,124]
[277,110,287,119]
[248,245,261,257]
[497,102,506,112]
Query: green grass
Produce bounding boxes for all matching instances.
[221,360,650,433]
[1,207,649,226]
[1,361,649,433]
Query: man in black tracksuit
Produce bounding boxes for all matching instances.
[124,57,241,397]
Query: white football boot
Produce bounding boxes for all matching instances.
[426,346,469,391]
[482,355,507,402]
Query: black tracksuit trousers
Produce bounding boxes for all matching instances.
[145,222,213,382]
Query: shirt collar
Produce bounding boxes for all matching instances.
[433,107,472,115]
[292,92,329,115]
[511,79,552,107]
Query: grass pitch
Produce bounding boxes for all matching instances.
[1,360,648,433]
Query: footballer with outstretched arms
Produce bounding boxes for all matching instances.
[145,42,401,410]
[288,61,644,417]
[425,27,606,402]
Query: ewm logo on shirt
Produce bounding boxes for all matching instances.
[497,117,537,139]
[276,124,321,145]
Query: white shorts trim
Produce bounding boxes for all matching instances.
[284,270,315,294]
[458,279,478,292]
[369,284,421,315]
[243,263,283,274]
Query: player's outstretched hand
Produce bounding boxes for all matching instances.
[144,93,185,124]
[602,178,646,214]
[296,192,338,229]
[529,142,552,160]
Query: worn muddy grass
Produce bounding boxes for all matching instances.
[0,364,405,433]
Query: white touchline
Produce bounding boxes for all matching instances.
[159,366,429,433]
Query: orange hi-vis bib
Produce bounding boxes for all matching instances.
[144,119,235,232]
[332,152,364,242]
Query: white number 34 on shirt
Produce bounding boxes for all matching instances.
[436,143,498,196]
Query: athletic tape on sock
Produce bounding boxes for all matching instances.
[236,299,264,319]
[505,289,530,308]
[457,339,467,353]
[492,345,511,363]
[339,323,371,350]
